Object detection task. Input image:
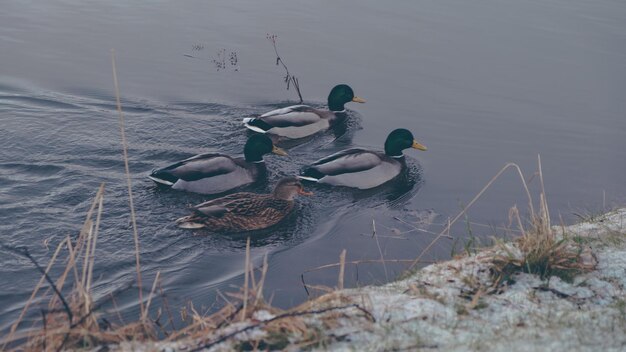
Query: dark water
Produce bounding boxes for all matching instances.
[1,0,625,334]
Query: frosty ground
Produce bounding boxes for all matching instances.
[112,208,626,352]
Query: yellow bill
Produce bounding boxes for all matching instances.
[352,96,366,103]
[272,146,288,156]
[412,140,427,151]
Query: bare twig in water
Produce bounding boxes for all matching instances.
[0,244,74,324]
[391,216,454,239]
[1,239,65,348]
[158,280,176,332]
[372,220,389,281]
[301,273,311,298]
[267,33,303,103]
[111,50,145,319]
[184,46,239,71]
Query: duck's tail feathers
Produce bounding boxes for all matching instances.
[175,216,205,229]
[147,175,174,186]
[148,168,179,186]
[296,175,320,182]
[298,166,326,182]
[243,117,272,133]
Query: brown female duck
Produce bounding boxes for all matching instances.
[176,177,312,232]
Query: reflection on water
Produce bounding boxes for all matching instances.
[2,0,626,336]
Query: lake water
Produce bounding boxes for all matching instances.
[1,0,625,334]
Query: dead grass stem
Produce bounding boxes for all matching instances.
[490,156,595,286]
[338,250,347,290]
[410,162,534,270]
[111,49,144,320]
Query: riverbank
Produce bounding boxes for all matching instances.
[106,208,625,351]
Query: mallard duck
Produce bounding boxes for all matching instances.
[176,177,313,231]
[298,128,427,189]
[148,135,287,195]
[242,84,365,139]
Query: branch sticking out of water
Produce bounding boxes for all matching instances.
[267,34,303,103]
[184,45,239,71]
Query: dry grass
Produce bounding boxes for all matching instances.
[490,230,592,286]
[489,158,595,286]
[164,244,374,351]
[395,154,596,289]
[111,50,145,319]
[1,184,156,351]
[409,161,535,270]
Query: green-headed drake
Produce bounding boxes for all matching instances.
[298,128,427,189]
[243,84,365,139]
[176,177,313,231]
[148,134,287,195]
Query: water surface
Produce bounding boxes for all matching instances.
[1,0,625,333]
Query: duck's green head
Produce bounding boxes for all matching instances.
[328,84,366,112]
[384,128,427,157]
[244,134,288,162]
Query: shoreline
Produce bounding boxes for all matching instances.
[108,208,626,351]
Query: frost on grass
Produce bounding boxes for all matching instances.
[150,209,626,352]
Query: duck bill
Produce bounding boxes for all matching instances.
[272,146,288,156]
[351,96,366,103]
[297,188,313,196]
[412,140,428,151]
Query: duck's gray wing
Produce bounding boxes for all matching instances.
[158,153,238,182]
[255,105,322,127]
[307,149,383,176]
[260,105,315,117]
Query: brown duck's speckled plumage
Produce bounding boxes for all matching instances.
[177,192,295,232]
[176,177,310,232]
